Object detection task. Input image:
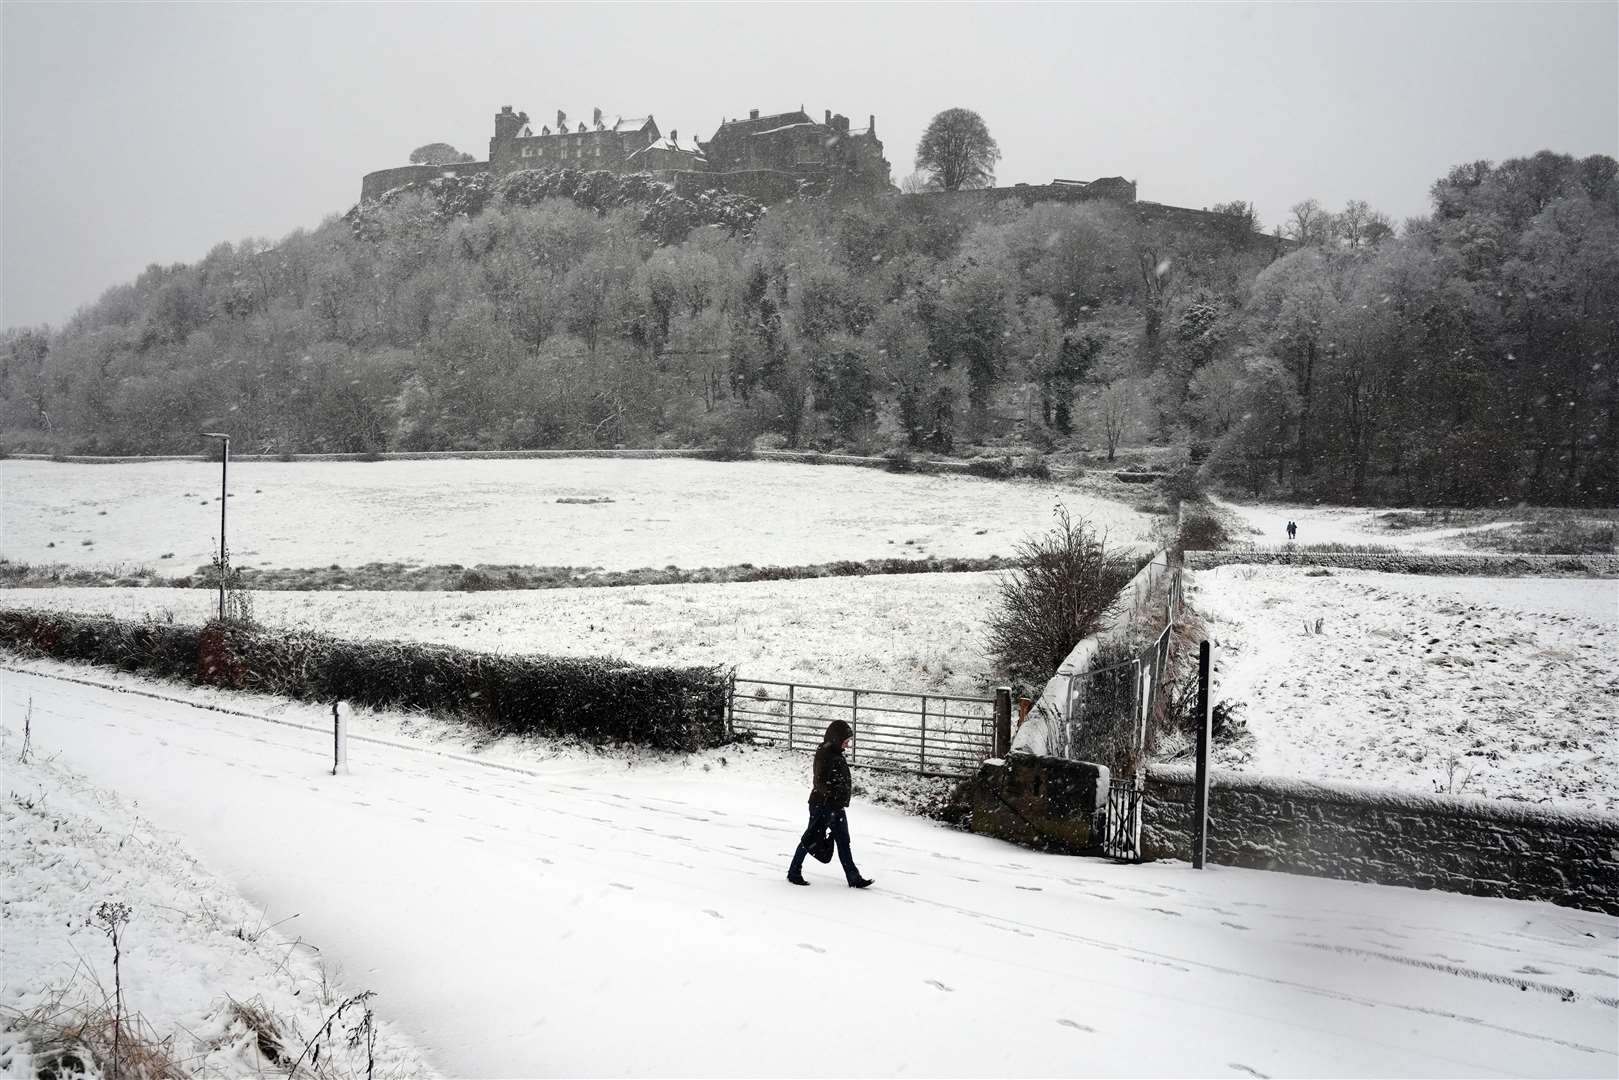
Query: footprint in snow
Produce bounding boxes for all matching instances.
[1228,1065,1269,1079]
[703,909,724,919]
[610,882,634,891]
[1149,907,1182,917]
[1222,921,1250,931]
[1015,885,1043,892]
[412,816,428,824]
[797,943,826,953]
[1056,1019,1095,1033]
[536,857,553,865]
[924,979,954,993]
[464,836,484,843]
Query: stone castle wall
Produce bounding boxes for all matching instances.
[360,160,491,203]
[1142,763,1619,915]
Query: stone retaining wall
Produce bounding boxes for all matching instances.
[1143,763,1619,915]
[969,756,1110,854]
[1185,549,1618,577]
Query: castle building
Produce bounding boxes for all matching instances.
[361,100,889,202]
[625,130,708,174]
[699,107,889,190]
[488,105,661,176]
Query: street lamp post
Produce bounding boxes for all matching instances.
[201,432,231,621]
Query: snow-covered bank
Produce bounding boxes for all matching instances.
[1,457,1150,572]
[3,661,1615,1077]
[0,573,1002,696]
[0,726,436,1079]
[1209,494,1615,553]
[1192,566,1618,811]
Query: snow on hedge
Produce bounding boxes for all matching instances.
[1191,566,1618,812]
[0,458,1152,572]
[0,572,1004,697]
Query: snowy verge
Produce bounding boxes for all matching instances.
[0,727,437,1080]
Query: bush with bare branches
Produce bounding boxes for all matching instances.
[987,507,1138,688]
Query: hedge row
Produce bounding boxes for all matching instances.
[0,608,731,751]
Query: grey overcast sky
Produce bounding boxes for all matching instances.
[3,1,1615,330]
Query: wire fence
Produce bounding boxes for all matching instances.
[1053,567,1185,776]
[728,676,997,778]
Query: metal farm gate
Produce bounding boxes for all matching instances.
[728,676,997,778]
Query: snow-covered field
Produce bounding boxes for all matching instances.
[1192,566,1619,811]
[1,458,1152,572]
[0,726,436,1078]
[0,572,1001,696]
[1209,495,1609,553]
[3,660,1614,1078]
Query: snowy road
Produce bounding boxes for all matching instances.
[4,663,1615,1078]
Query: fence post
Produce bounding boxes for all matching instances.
[331,700,347,776]
[1193,640,1213,869]
[851,689,860,763]
[993,686,1012,758]
[920,695,928,774]
[787,683,795,751]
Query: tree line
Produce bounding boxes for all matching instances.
[2,149,1613,506]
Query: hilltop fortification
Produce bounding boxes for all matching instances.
[362,102,892,204]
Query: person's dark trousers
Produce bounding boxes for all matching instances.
[788,802,862,883]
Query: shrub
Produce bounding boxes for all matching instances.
[1178,512,1228,551]
[1019,454,1052,481]
[966,455,1015,480]
[0,609,730,751]
[882,449,936,474]
[987,507,1136,686]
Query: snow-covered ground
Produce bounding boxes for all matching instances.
[1,458,1152,572]
[2,660,1614,1077]
[0,725,436,1078]
[1209,495,1608,553]
[1191,566,1619,811]
[0,572,1002,696]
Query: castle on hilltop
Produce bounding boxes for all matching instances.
[357,100,1264,246]
[361,101,892,204]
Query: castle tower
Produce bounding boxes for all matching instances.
[491,105,529,161]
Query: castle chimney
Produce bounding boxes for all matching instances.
[593,106,603,128]
[749,108,759,120]
[824,109,831,125]
[869,114,876,135]
[557,109,567,131]
[670,129,677,145]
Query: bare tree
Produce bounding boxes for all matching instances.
[1101,381,1130,462]
[914,107,1001,191]
[898,170,931,195]
[1285,199,1332,245]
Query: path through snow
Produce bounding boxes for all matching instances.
[2,662,1614,1077]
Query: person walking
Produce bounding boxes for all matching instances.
[787,719,874,888]
[1286,520,1297,541]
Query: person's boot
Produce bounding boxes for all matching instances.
[787,872,811,886]
[848,876,875,889]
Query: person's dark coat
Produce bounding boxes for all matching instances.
[810,719,853,809]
